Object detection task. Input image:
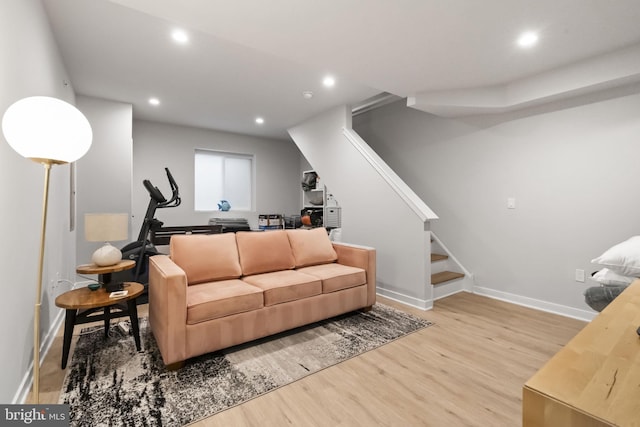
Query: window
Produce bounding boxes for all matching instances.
[194,149,253,211]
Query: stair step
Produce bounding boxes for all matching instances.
[431,271,465,285]
[431,253,448,262]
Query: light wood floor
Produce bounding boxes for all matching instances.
[32,292,586,426]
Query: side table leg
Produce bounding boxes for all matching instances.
[127,298,141,351]
[103,305,110,338]
[61,309,77,369]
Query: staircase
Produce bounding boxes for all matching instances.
[432,269,465,284]
[430,233,469,300]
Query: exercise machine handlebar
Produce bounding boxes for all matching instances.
[161,167,181,207]
[142,168,181,207]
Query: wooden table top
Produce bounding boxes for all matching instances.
[55,282,144,310]
[76,259,135,275]
[524,279,640,426]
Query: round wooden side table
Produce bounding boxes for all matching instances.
[76,259,135,292]
[55,281,144,369]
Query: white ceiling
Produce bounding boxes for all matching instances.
[43,0,640,139]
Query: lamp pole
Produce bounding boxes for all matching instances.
[32,159,65,402]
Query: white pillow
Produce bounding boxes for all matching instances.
[591,268,635,287]
[591,236,640,277]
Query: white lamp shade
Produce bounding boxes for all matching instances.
[85,213,129,242]
[2,96,92,163]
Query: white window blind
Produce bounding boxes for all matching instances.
[194,149,253,211]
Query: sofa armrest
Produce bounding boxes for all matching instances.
[332,242,376,307]
[149,254,188,364]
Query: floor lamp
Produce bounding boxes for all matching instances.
[2,96,92,403]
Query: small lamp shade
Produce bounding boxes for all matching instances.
[85,213,129,267]
[2,96,92,162]
[85,213,129,242]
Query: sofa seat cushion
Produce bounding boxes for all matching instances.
[236,230,296,276]
[297,263,366,293]
[242,270,321,306]
[286,228,337,268]
[171,233,242,285]
[186,279,264,325]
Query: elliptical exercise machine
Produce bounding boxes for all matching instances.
[112,167,181,298]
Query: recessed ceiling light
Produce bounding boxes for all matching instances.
[322,76,335,88]
[517,31,539,48]
[255,117,264,125]
[171,29,189,44]
[148,97,160,106]
[302,91,314,99]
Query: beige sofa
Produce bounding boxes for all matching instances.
[148,228,376,367]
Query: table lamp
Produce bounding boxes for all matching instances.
[85,213,129,266]
[2,96,92,404]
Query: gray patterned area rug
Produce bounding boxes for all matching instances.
[59,303,433,426]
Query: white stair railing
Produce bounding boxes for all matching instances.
[342,128,438,222]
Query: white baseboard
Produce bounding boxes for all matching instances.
[433,286,466,301]
[13,308,65,404]
[376,288,433,311]
[473,286,597,322]
[433,278,466,300]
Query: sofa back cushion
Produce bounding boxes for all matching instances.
[170,233,242,285]
[286,227,337,268]
[236,230,295,275]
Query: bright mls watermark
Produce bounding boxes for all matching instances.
[1,405,69,426]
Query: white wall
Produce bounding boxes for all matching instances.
[353,86,640,318]
[289,106,432,308]
[76,96,133,265]
[0,0,79,403]
[132,120,301,233]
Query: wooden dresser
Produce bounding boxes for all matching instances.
[523,280,640,426]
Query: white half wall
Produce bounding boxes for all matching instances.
[289,106,432,308]
[132,120,301,233]
[0,0,79,403]
[353,86,640,319]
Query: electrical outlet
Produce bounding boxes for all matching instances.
[575,269,585,283]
